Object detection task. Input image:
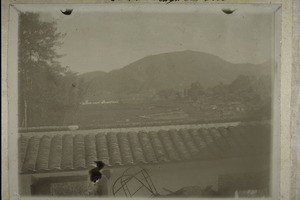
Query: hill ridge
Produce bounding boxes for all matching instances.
[79,50,270,101]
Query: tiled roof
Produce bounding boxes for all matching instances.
[19,123,270,174]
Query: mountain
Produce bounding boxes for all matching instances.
[79,50,271,101]
[79,71,107,83]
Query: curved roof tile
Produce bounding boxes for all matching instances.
[180,129,199,157]
[49,135,63,170]
[95,133,110,166]
[168,129,191,160]
[190,129,211,159]
[19,136,30,170]
[118,132,134,165]
[85,134,98,167]
[73,134,86,169]
[36,135,51,171]
[22,136,40,172]
[107,132,122,165]
[128,132,146,163]
[148,131,169,162]
[61,134,74,170]
[138,131,157,163]
[159,130,181,161]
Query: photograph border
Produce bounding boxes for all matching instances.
[291,0,300,199]
[1,0,298,200]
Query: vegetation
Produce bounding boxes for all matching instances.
[18,12,80,127]
[159,74,271,105]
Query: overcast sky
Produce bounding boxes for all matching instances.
[37,5,273,74]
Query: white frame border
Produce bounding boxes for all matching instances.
[1,0,294,200]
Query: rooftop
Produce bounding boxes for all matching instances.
[19,123,271,174]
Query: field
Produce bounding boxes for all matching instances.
[68,100,259,129]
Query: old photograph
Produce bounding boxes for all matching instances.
[15,4,279,198]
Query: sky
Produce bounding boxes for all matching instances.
[36,4,274,74]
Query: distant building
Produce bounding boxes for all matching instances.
[80,100,100,105]
[101,100,119,104]
[80,100,119,105]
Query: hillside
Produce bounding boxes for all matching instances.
[79,50,271,101]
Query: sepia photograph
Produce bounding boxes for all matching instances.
[8,3,282,198]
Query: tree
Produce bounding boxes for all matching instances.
[187,82,204,101]
[18,12,78,127]
[157,88,180,100]
[211,82,229,101]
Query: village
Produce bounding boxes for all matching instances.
[80,99,119,105]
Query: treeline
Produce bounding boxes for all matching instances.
[18,13,83,127]
[157,74,272,105]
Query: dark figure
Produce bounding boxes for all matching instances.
[60,9,73,15]
[222,9,236,15]
[89,161,105,183]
